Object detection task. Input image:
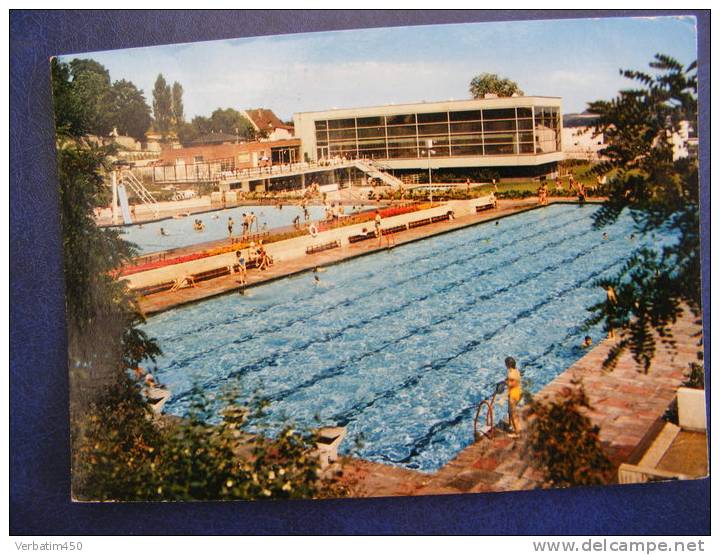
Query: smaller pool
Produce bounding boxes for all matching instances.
[115,204,375,254]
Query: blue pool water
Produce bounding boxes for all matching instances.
[142,204,672,471]
[116,204,374,254]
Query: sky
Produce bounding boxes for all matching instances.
[59,16,698,122]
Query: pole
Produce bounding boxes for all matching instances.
[426,139,433,206]
[428,149,433,206]
[111,170,118,224]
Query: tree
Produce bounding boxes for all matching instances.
[51,58,85,138]
[68,58,115,137]
[527,382,612,488]
[177,109,255,146]
[177,115,211,145]
[469,73,523,98]
[171,81,184,128]
[109,79,152,141]
[584,54,700,373]
[152,73,173,137]
[52,59,161,493]
[208,107,254,137]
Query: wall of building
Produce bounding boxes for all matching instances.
[561,126,605,160]
[156,139,301,167]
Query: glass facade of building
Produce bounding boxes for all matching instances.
[313,106,561,161]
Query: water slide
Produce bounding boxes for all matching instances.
[117,183,133,224]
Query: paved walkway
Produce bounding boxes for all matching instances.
[338,311,702,497]
[138,198,547,314]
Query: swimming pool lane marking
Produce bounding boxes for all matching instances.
[344,253,632,466]
[159,210,586,376]
[155,209,592,374]
[152,204,582,344]
[165,216,624,408]
[265,233,635,424]
[346,236,646,467]
[168,220,628,411]
[167,233,648,470]
[166,216,603,403]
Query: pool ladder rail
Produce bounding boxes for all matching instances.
[473,380,507,441]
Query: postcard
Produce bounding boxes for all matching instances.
[49,14,706,503]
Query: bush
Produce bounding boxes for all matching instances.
[526,381,612,488]
[73,381,348,501]
[683,362,705,389]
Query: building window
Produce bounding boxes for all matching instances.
[328,118,355,130]
[194,155,204,163]
[417,112,448,124]
[449,110,482,122]
[237,153,250,164]
[386,114,416,126]
[534,106,561,153]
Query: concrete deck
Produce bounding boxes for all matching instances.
[138,197,546,315]
[338,311,703,497]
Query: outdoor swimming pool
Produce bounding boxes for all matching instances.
[142,204,673,472]
[116,204,375,254]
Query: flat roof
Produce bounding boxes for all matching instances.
[294,96,562,118]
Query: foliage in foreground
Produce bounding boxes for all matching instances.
[584,54,701,373]
[53,58,162,411]
[52,57,345,501]
[527,382,613,488]
[74,383,346,501]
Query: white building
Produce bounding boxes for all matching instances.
[293,97,563,177]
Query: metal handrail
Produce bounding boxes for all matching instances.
[473,380,507,441]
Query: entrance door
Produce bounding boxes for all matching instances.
[317,146,329,161]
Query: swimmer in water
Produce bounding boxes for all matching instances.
[313,267,320,285]
[160,227,168,236]
[602,232,609,240]
[495,221,499,226]
[582,336,593,348]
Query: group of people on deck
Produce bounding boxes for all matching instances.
[324,202,345,222]
[543,173,596,204]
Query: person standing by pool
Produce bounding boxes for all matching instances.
[576,182,586,204]
[374,210,382,245]
[241,213,249,238]
[235,249,247,294]
[227,216,234,239]
[505,356,522,436]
